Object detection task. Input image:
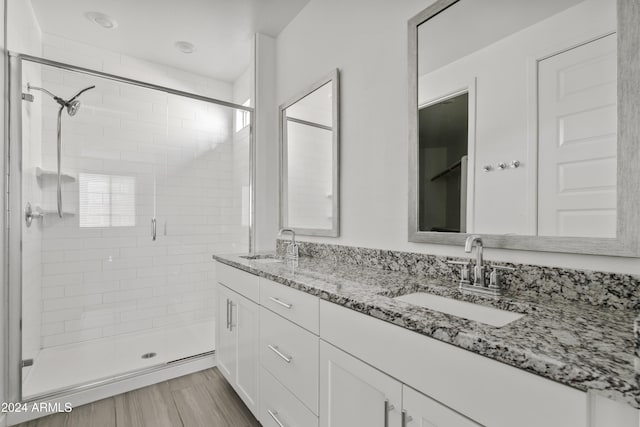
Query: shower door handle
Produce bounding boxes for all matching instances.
[151,217,157,241]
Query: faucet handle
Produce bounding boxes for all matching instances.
[487,265,515,290]
[447,260,471,283]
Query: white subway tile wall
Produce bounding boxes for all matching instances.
[286,122,333,229]
[27,36,251,351]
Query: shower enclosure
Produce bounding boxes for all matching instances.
[7,54,253,402]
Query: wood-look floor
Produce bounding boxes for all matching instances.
[16,368,261,427]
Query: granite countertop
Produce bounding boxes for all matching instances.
[212,253,639,409]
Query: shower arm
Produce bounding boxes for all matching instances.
[27,83,56,99]
[27,84,65,107]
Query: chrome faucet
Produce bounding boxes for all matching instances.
[446,235,515,297]
[279,228,299,261]
[464,235,484,286]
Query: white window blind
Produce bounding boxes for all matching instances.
[235,99,251,132]
[79,173,136,228]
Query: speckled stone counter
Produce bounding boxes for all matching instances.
[635,316,640,375]
[212,253,640,409]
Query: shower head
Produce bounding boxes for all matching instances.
[27,83,95,116]
[66,100,81,116]
[64,85,96,116]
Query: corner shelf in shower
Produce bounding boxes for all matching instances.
[36,167,76,182]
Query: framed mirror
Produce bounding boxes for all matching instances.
[408,0,640,256]
[279,69,340,237]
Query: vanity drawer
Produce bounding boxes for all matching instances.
[260,367,318,427]
[260,277,319,334]
[216,262,259,303]
[260,306,319,414]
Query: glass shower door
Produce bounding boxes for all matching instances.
[20,62,164,398]
[15,57,252,400]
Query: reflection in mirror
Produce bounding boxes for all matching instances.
[280,70,339,236]
[419,92,469,233]
[417,0,616,238]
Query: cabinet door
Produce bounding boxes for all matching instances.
[402,386,480,427]
[233,291,260,416]
[216,283,235,383]
[320,341,402,427]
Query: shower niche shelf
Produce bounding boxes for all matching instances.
[36,167,76,182]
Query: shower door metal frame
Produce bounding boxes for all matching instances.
[6,52,256,403]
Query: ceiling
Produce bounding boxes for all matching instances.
[30,0,310,82]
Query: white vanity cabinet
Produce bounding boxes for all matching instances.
[216,284,235,382]
[320,299,640,427]
[260,306,319,413]
[260,277,320,333]
[215,262,639,427]
[319,340,402,427]
[402,385,480,427]
[260,367,319,427]
[319,340,479,427]
[320,300,587,427]
[215,263,260,416]
[258,277,320,426]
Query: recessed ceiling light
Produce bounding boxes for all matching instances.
[175,41,196,54]
[85,12,118,29]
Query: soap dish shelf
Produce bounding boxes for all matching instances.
[36,167,76,182]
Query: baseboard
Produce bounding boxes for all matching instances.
[7,355,215,426]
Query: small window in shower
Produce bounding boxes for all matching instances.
[79,173,136,228]
[235,99,251,132]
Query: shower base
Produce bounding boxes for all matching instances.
[22,320,214,399]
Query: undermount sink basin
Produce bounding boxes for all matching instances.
[239,254,283,264]
[394,292,524,327]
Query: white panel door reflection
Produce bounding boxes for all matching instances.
[538,33,617,238]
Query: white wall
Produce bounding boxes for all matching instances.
[6,0,40,56]
[275,0,640,274]
[254,33,279,251]
[233,65,252,105]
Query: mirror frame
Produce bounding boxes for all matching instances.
[279,68,340,237]
[408,0,640,256]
